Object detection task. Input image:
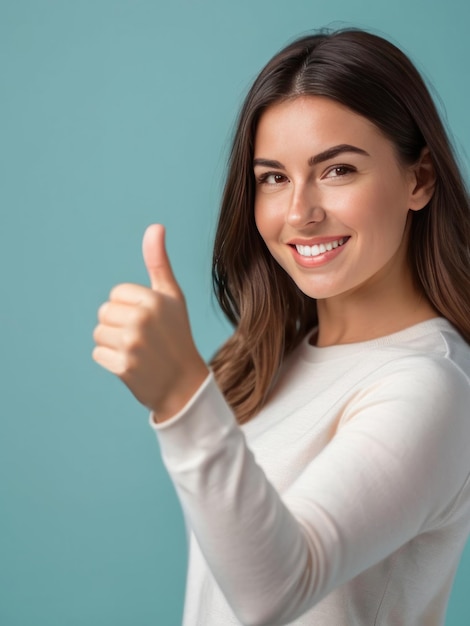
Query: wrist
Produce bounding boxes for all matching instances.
[151,359,210,424]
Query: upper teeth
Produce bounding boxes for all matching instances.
[295,238,347,257]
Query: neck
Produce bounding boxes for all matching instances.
[314,266,438,348]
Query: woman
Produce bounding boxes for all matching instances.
[93,29,470,625]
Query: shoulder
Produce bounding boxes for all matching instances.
[350,319,470,405]
[382,349,469,390]
[336,321,470,445]
[338,348,470,481]
[345,349,470,423]
[377,321,470,401]
[336,349,470,524]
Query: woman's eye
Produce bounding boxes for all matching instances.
[257,172,288,185]
[324,165,355,179]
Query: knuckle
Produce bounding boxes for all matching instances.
[121,328,142,351]
[110,283,126,301]
[119,351,137,375]
[97,303,108,321]
[93,324,102,343]
[125,301,154,329]
[137,305,155,326]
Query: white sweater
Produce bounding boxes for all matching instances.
[151,318,470,625]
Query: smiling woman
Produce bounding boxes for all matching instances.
[253,96,437,345]
[211,29,470,422]
[93,28,470,626]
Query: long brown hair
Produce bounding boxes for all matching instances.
[210,29,470,423]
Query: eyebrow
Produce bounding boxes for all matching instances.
[253,144,370,169]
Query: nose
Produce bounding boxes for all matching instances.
[285,184,326,228]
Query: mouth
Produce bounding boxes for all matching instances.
[293,237,350,258]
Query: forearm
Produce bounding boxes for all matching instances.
[151,374,316,626]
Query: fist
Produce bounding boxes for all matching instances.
[92,224,209,422]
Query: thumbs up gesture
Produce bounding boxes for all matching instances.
[93,225,209,422]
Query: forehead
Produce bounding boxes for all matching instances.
[254,95,388,156]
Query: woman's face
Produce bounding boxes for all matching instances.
[253,96,421,302]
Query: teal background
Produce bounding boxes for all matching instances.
[1,1,469,624]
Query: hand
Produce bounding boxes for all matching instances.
[92,224,209,422]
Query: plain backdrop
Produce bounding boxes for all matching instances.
[1,1,469,624]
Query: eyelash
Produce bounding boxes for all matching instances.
[325,165,356,178]
[256,165,356,186]
[256,172,288,185]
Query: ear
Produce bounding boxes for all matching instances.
[408,147,436,212]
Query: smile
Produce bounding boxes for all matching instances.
[295,237,349,258]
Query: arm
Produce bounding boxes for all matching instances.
[152,360,470,626]
[92,225,470,625]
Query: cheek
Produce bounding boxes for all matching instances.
[254,197,279,241]
[337,182,409,234]
[371,187,411,242]
[254,201,287,267]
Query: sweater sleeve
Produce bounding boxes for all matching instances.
[150,358,470,626]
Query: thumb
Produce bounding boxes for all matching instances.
[142,224,180,296]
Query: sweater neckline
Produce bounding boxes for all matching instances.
[299,317,452,363]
